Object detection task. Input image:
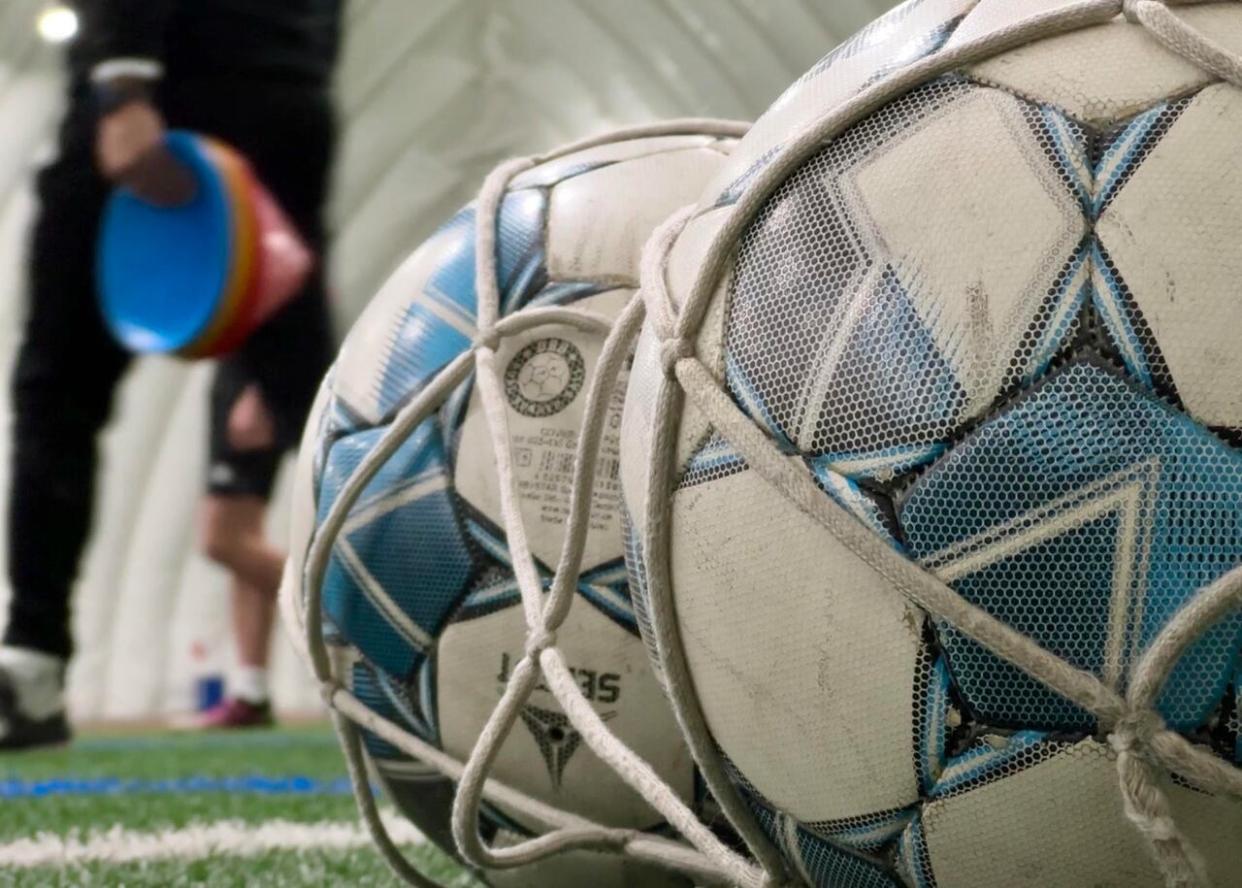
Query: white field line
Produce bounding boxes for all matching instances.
[0,813,426,868]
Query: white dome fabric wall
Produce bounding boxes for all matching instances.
[0,0,893,722]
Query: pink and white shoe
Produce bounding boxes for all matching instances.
[194,697,274,730]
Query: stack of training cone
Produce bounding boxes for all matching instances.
[98,131,312,358]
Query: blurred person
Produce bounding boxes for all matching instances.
[0,0,342,749]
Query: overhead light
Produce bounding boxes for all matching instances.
[37,5,79,44]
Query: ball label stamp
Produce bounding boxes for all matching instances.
[504,337,586,418]
[508,372,626,537]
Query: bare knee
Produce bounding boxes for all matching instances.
[199,496,266,569]
[200,514,242,567]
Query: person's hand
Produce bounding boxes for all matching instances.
[96,100,196,206]
[227,384,278,453]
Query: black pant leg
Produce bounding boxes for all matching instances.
[4,139,130,659]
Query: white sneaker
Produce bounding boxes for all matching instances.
[0,646,69,751]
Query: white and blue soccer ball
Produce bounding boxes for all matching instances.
[283,128,739,887]
[621,3,1242,887]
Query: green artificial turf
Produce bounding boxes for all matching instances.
[0,725,482,887]
[6,726,344,782]
[0,727,355,841]
[2,844,476,888]
[1,792,363,844]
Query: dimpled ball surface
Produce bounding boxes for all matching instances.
[620,3,1242,886]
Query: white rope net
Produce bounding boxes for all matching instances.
[295,3,1242,887]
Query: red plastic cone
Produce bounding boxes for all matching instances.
[188,143,314,357]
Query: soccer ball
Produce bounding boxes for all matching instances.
[621,3,1242,887]
[282,126,739,886]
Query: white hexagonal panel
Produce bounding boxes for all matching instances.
[914,737,1242,888]
[670,464,924,822]
[1097,83,1242,431]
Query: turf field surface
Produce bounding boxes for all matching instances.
[0,725,481,886]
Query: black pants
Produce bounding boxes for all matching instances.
[4,78,335,659]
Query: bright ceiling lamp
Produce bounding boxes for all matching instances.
[37,4,79,44]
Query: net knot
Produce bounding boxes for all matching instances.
[1142,815,1182,843]
[661,338,695,378]
[1122,0,1162,24]
[525,627,558,658]
[613,828,644,851]
[320,679,344,707]
[1109,709,1165,755]
[474,328,502,352]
